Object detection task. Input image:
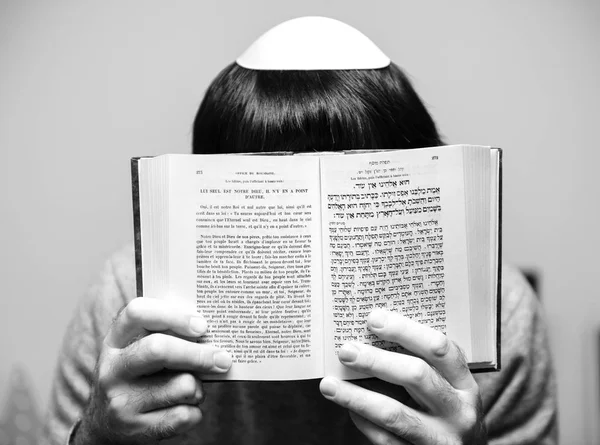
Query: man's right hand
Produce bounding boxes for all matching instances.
[74,297,232,444]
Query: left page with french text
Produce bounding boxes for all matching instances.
[137,154,324,380]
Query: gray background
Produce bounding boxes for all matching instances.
[1,1,599,443]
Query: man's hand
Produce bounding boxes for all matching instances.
[319,309,487,445]
[76,298,232,445]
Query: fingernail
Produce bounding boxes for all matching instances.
[368,309,387,329]
[338,343,359,363]
[189,316,207,335]
[320,377,338,398]
[213,351,232,371]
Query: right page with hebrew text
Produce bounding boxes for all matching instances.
[319,146,471,379]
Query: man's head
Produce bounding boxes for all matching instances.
[192,17,442,154]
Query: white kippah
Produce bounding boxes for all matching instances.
[236,16,391,70]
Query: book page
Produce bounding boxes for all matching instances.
[319,147,471,379]
[164,155,323,380]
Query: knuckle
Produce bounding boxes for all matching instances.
[461,408,479,430]
[380,407,421,441]
[455,399,481,433]
[193,346,214,370]
[145,334,167,364]
[380,406,407,433]
[96,355,117,393]
[106,391,130,420]
[124,298,146,324]
[176,373,198,397]
[171,406,202,431]
[437,383,460,411]
[174,405,192,424]
[429,331,450,358]
[341,388,368,413]
[358,348,378,372]
[406,359,429,384]
[118,348,139,378]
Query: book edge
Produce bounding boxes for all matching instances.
[131,157,144,299]
[495,147,503,372]
[467,146,502,374]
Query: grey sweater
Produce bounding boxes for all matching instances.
[43,245,558,444]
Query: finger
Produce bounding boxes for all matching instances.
[349,411,411,445]
[133,371,203,412]
[105,298,207,349]
[320,377,435,445]
[116,333,232,377]
[338,342,458,416]
[140,405,203,440]
[368,309,475,390]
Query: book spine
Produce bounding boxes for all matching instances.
[131,158,144,298]
[495,148,503,371]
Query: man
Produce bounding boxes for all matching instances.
[44,17,558,444]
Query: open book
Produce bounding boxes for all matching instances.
[131,145,502,380]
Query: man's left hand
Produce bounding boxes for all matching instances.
[319,309,487,445]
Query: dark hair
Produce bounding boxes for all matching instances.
[192,62,442,154]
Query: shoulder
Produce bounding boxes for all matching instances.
[76,243,137,334]
[500,264,537,314]
[105,242,137,302]
[42,244,138,445]
[476,264,558,443]
[499,264,543,343]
